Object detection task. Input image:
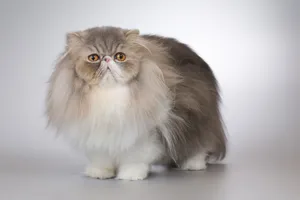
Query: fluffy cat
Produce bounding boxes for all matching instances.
[46,26,227,180]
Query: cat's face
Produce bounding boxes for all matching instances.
[66,27,143,87]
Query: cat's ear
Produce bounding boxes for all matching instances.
[66,31,85,48]
[124,29,140,40]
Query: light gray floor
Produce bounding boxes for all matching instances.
[1,138,299,200]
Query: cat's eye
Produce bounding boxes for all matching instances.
[88,54,100,62]
[114,52,126,62]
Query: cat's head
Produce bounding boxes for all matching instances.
[64,26,145,87]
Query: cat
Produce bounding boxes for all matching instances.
[46,26,227,181]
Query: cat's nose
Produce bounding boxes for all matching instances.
[103,56,111,63]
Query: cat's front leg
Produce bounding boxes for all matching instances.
[116,163,150,181]
[84,150,115,179]
[116,135,163,181]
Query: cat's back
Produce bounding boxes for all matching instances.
[142,34,213,73]
[142,34,218,89]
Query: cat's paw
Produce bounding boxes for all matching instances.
[84,166,115,179]
[116,164,149,181]
[180,152,207,171]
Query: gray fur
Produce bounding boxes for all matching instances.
[143,35,227,164]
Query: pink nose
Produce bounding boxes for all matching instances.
[104,57,110,62]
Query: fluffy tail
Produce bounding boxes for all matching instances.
[206,103,228,163]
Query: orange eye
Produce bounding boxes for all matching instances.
[88,54,100,62]
[114,52,126,62]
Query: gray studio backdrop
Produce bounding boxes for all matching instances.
[0,0,299,199]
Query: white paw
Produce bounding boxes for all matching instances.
[180,152,207,171]
[116,164,149,181]
[207,155,221,164]
[84,166,115,179]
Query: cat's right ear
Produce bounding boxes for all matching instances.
[66,31,84,48]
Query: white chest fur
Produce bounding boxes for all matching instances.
[64,86,140,154]
[90,86,130,122]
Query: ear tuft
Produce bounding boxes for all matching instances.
[124,29,140,40]
[66,31,84,47]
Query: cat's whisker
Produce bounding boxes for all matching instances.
[97,66,107,78]
[111,70,124,79]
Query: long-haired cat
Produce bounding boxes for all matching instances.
[46,26,227,180]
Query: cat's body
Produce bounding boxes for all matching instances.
[46,26,227,180]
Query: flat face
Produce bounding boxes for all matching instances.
[68,27,142,86]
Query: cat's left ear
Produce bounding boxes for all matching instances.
[124,29,140,40]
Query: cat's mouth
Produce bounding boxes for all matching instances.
[96,63,120,83]
[101,67,118,81]
[104,67,113,75]
[97,64,110,75]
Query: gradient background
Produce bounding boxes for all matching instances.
[0,0,299,199]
